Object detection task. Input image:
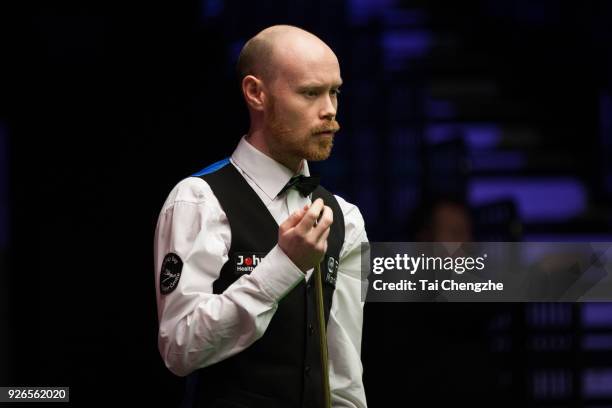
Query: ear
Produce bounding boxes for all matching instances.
[242,75,265,111]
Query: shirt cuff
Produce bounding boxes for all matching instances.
[250,244,305,301]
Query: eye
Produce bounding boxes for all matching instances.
[330,88,341,97]
[303,89,319,98]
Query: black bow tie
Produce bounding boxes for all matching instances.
[278,175,320,197]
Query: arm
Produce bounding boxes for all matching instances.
[328,196,368,408]
[154,178,304,377]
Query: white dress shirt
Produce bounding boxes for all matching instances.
[154,136,368,407]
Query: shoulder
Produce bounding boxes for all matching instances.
[159,176,218,214]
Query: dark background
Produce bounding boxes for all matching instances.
[2,0,612,406]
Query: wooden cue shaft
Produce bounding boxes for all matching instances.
[314,263,332,408]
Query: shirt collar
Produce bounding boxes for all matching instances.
[231,136,310,203]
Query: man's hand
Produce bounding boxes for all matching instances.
[278,198,333,272]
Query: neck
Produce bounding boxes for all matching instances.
[246,130,303,174]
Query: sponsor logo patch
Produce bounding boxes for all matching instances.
[235,252,267,274]
[160,253,183,295]
[325,256,339,286]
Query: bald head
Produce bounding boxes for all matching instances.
[237,25,342,171]
[237,25,336,83]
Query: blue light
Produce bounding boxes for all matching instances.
[425,123,502,150]
[469,177,586,222]
[229,40,244,65]
[425,98,455,120]
[582,303,612,328]
[470,151,526,171]
[191,158,230,176]
[583,369,612,398]
[582,334,612,350]
[348,0,396,25]
[202,0,223,19]
[382,30,432,64]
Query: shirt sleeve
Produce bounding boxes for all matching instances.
[327,195,369,408]
[154,177,304,377]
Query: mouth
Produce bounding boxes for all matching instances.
[314,129,338,136]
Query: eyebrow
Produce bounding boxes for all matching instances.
[297,81,343,90]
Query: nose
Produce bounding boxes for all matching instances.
[320,94,336,120]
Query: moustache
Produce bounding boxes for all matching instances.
[311,121,340,135]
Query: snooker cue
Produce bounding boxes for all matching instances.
[314,262,332,408]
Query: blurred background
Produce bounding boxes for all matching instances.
[2,0,612,406]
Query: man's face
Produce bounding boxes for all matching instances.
[432,203,473,242]
[262,44,342,167]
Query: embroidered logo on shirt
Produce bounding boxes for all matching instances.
[160,253,183,295]
[325,256,339,286]
[235,252,267,275]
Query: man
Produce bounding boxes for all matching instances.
[154,25,368,408]
[410,196,473,242]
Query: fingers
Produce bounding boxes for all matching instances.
[297,198,325,233]
[277,199,333,272]
[279,208,305,234]
[285,198,333,245]
[311,205,333,241]
[317,224,331,247]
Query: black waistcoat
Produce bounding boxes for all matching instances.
[192,161,345,408]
